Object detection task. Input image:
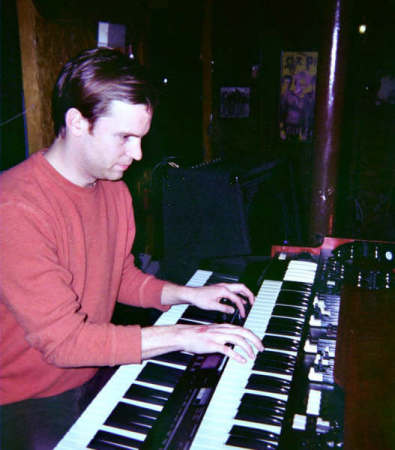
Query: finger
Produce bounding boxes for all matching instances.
[207,340,248,364]
[223,345,247,364]
[231,284,255,305]
[208,329,257,359]
[219,283,255,305]
[219,296,246,317]
[227,334,259,359]
[243,328,264,352]
[212,324,264,353]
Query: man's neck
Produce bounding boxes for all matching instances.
[45,138,95,188]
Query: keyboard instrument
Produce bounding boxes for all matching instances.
[56,238,395,449]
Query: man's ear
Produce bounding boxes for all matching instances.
[65,108,89,136]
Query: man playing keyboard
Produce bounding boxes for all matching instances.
[0,48,263,449]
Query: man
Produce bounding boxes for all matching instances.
[0,48,262,448]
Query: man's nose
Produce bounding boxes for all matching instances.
[127,141,143,161]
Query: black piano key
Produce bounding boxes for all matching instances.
[136,362,184,388]
[177,318,199,325]
[239,400,286,416]
[272,305,306,319]
[88,430,143,449]
[262,335,300,352]
[240,393,287,412]
[124,384,170,406]
[236,405,284,426]
[182,305,222,323]
[275,292,309,307]
[104,402,159,431]
[229,424,280,443]
[281,280,312,293]
[182,300,245,325]
[151,351,193,367]
[266,318,303,337]
[246,374,291,394]
[267,316,303,329]
[264,260,288,281]
[255,350,297,364]
[226,435,278,449]
[207,272,239,284]
[253,358,295,375]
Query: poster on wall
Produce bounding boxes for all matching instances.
[279,51,318,142]
[219,87,250,118]
[376,74,395,105]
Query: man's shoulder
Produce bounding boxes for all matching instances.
[0,156,35,193]
[0,153,45,207]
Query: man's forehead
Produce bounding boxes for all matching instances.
[107,100,152,117]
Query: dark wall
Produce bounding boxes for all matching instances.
[336,0,395,241]
[0,0,27,171]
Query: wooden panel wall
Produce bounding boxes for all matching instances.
[16,0,96,154]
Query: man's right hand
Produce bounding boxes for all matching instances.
[141,323,263,364]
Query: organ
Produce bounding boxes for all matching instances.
[56,238,395,449]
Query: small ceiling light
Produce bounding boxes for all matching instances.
[358,24,367,34]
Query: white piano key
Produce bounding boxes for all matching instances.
[265,331,301,342]
[264,347,298,357]
[132,380,173,393]
[99,424,147,443]
[146,358,188,370]
[187,269,213,287]
[250,369,293,382]
[120,397,163,412]
[244,388,288,402]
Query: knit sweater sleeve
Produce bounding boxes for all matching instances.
[117,253,168,309]
[116,184,169,310]
[0,201,147,367]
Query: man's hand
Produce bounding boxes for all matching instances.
[161,282,255,318]
[141,323,264,364]
[186,283,254,318]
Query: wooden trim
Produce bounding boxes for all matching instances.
[16,0,45,154]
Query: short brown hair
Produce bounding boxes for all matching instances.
[52,48,157,137]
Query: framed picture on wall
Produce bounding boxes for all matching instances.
[219,87,250,118]
[279,51,318,142]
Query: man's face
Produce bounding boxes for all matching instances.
[78,100,152,185]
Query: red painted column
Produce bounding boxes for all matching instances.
[309,0,352,244]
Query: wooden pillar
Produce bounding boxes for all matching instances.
[16,0,46,154]
[201,0,213,161]
[309,0,352,243]
[16,0,96,155]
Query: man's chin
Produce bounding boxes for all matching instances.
[102,171,124,181]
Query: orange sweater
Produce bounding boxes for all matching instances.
[0,152,167,405]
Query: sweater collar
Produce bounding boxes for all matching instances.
[33,151,100,196]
